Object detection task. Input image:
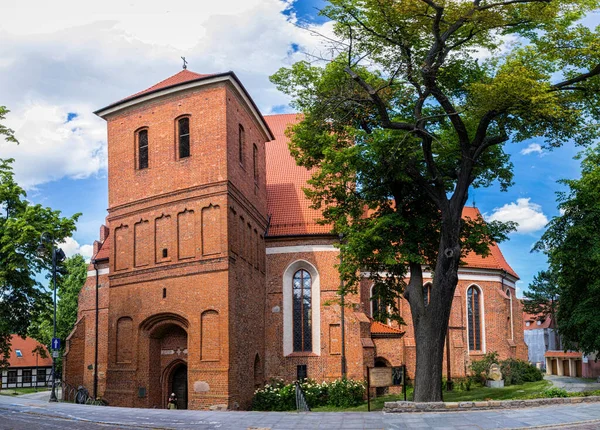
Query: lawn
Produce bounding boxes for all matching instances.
[0,387,50,396]
[311,380,552,412]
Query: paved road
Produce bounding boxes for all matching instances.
[545,375,600,393]
[1,395,600,429]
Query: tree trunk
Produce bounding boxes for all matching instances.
[410,213,462,402]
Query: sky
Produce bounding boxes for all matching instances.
[0,0,598,298]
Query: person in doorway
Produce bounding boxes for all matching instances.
[168,393,178,409]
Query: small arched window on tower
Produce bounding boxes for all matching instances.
[467,286,482,351]
[177,117,190,159]
[137,129,149,169]
[238,124,245,166]
[423,283,432,307]
[293,269,312,352]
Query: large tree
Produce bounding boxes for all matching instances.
[534,146,600,356]
[29,254,87,374]
[271,0,600,401]
[0,106,80,369]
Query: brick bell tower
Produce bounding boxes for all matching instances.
[93,69,273,409]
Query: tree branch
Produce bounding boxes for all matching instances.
[552,64,600,90]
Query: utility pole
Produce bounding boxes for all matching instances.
[339,234,347,378]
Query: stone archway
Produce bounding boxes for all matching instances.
[140,313,189,409]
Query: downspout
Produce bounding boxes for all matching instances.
[93,259,99,400]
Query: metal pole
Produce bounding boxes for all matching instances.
[49,247,58,402]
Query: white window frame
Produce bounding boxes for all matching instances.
[283,260,321,356]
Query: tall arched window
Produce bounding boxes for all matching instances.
[467,286,482,351]
[238,124,245,166]
[423,283,432,307]
[371,284,386,322]
[506,288,513,340]
[137,129,149,169]
[178,117,190,159]
[253,144,258,184]
[293,269,312,352]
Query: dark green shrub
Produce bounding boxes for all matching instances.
[500,359,543,386]
[298,379,328,408]
[469,351,499,385]
[543,387,569,398]
[251,379,295,411]
[327,378,366,407]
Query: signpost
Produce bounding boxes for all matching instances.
[366,365,406,411]
[52,338,60,350]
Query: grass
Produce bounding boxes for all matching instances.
[311,380,552,412]
[0,387,50,396]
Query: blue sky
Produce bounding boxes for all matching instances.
[1,1,598,297]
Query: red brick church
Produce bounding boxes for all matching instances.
[63,69,527,410]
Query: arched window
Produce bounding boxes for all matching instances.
[293,269,312,352]
[238,124,245,166]
[371,284,386,322]
[423,283,432,307]
[506,288,513,340]
[177,117,190,159]
[467,286,482,351]
[137,129,149,169]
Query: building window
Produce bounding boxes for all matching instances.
[297,364,308,381]
[423,283,432,307]
[37,368,46,384]
[137,129,149,169]
[238,124,245,166]
[22,370,32,384]
[371,284,386,322]
[283,261,321,356]
[15,349,22,358]
[7,370,17,384]
[293,269,312,352]
[178,117,190,159]
[253,144,258,183]
[467,286,482,351]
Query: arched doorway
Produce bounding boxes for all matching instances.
[170,363,188,409]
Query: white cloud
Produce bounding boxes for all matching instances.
[0,0,332,187]
[60,237,94,262]
[520,143,543,156]
[487,198,549,234]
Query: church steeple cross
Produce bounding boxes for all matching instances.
[181,57,188,70]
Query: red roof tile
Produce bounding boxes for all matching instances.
[545,351,581,358]
[121,70,214,103]
[264,114,332,236]
[94,234,110,261]
[371,320,404,335]
[523,311,554,330]
[461,207,518,278]
[7,335,53,368]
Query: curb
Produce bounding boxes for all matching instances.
[383,395,600,413]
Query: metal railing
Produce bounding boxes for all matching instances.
[294,382,310,412]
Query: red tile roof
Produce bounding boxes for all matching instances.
[523,311,554,330]
[7,336,53,368]
[545,351,581,359]
[264,114,332,236]
[371,320,404,335]
[121,70,214,103]
[94,234,110,261]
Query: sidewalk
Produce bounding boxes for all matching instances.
[1,394,600,429]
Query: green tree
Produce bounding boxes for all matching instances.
[0,106,80,370]
[29,255,87,374]
[271,1,600,401]
[534,146,600,356]
[523,270,560,322]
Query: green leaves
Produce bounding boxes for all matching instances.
[0,152,80,369]
[535,146,600,356]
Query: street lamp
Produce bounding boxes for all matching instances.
[37,232,66,403]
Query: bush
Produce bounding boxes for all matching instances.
[251,378,365,411]
[500,359,543,386]
[327,378,366,407]
[469,352,499,385]
[542,387,569,398]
